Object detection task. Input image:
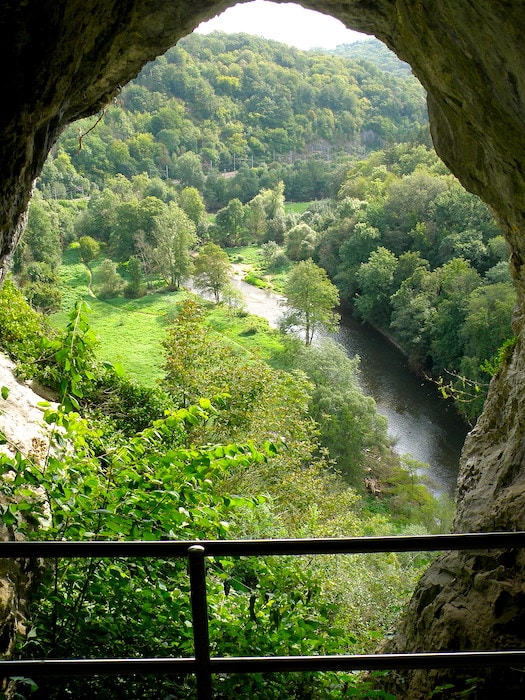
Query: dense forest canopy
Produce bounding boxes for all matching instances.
[39,35,428,201]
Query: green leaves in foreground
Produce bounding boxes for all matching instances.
[4,402,350,697]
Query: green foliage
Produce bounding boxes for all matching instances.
[283,338,390,486]
[193,242,232,302]
[179,185,207,230]
[480,336,517,377]
[77,235,100,265]
[281,259,340,345]
[50,300,98,409]
[213,197,248,246]
[163,299,316,450]
[15,191,63,274]
[0,278,445,698]
[150,201,197,289]
[83,365,175,437]
[244,271,271,289]
[23,281,62,315]
[11,36,488,690]
[7,405,289,698]
[123,255,145,298]
[355,247,398,326]
[429,676,483,699]
[96,258,125,298]
[40,33,427,208]
[284,222,319,261]
[297,144,512,421]
[0,278,53,371]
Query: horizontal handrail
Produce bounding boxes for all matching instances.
[1,532,524,699]
[1,530,524,558]
[0,651,525,677]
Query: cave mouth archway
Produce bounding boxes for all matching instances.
[2,2,525,697]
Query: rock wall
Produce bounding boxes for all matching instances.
[1,1,525,694]
[0,354,52,668]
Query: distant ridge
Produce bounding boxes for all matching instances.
[326,38,412,77]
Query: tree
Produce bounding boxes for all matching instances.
[245,195,267,241]
[18,192,62,272]
[281,259,340,345]
[193,242,231,303]
[284,222,319,261]
[213,198,247,247]
[460,282,515,364]
[173,151,206,191]
[390,267,437,370]
[333,221,380,298]
[124,255,145,298]
[178,186,206,228]
[430,257,482,372]
[151,202,197,289]
[24,282,62,315]
[109,196,166,262]
[97,258,125,298]
[78,235,100,267]
[354,246,398,327]
[75,188,119,243]
[290,339,390,485]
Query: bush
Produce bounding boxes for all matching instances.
[0,278,54,372]
[244,272,271,289]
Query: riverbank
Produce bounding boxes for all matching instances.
[231,269,466,495]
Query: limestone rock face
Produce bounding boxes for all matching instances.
[0,354,53,662]
[1,0,525,694]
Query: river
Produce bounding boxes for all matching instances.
[230,271,468,495]
[334,318,468,495]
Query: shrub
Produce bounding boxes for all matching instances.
[0,278,54,372]
[244,272,271,289]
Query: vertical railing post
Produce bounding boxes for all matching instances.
[188,545,212,699]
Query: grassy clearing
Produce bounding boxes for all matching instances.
[53,249,184,385]
[284,201,314,215]
[227,245,263,269]
[53,247,287,384]
[205,305,285,366]
[226,244,292,294]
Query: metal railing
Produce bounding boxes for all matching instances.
[1,532,525,698]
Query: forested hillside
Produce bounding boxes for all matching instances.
[328,37,413,76]
[38,32,428,202]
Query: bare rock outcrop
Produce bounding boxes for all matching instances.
[0,354,53,663]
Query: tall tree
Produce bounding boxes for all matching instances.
[173,151,206,191]
[178,186,206,229]
[193,242,232,303]
[97,259,125,298]
[284,222,319,261]
[213,198,247,247]
[354,246,398,327]
[78,235,100,268]
[124,255,145,298]
[281,259,340,345]
[151,202,197,289]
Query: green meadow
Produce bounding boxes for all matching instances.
[53,247,286,385]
